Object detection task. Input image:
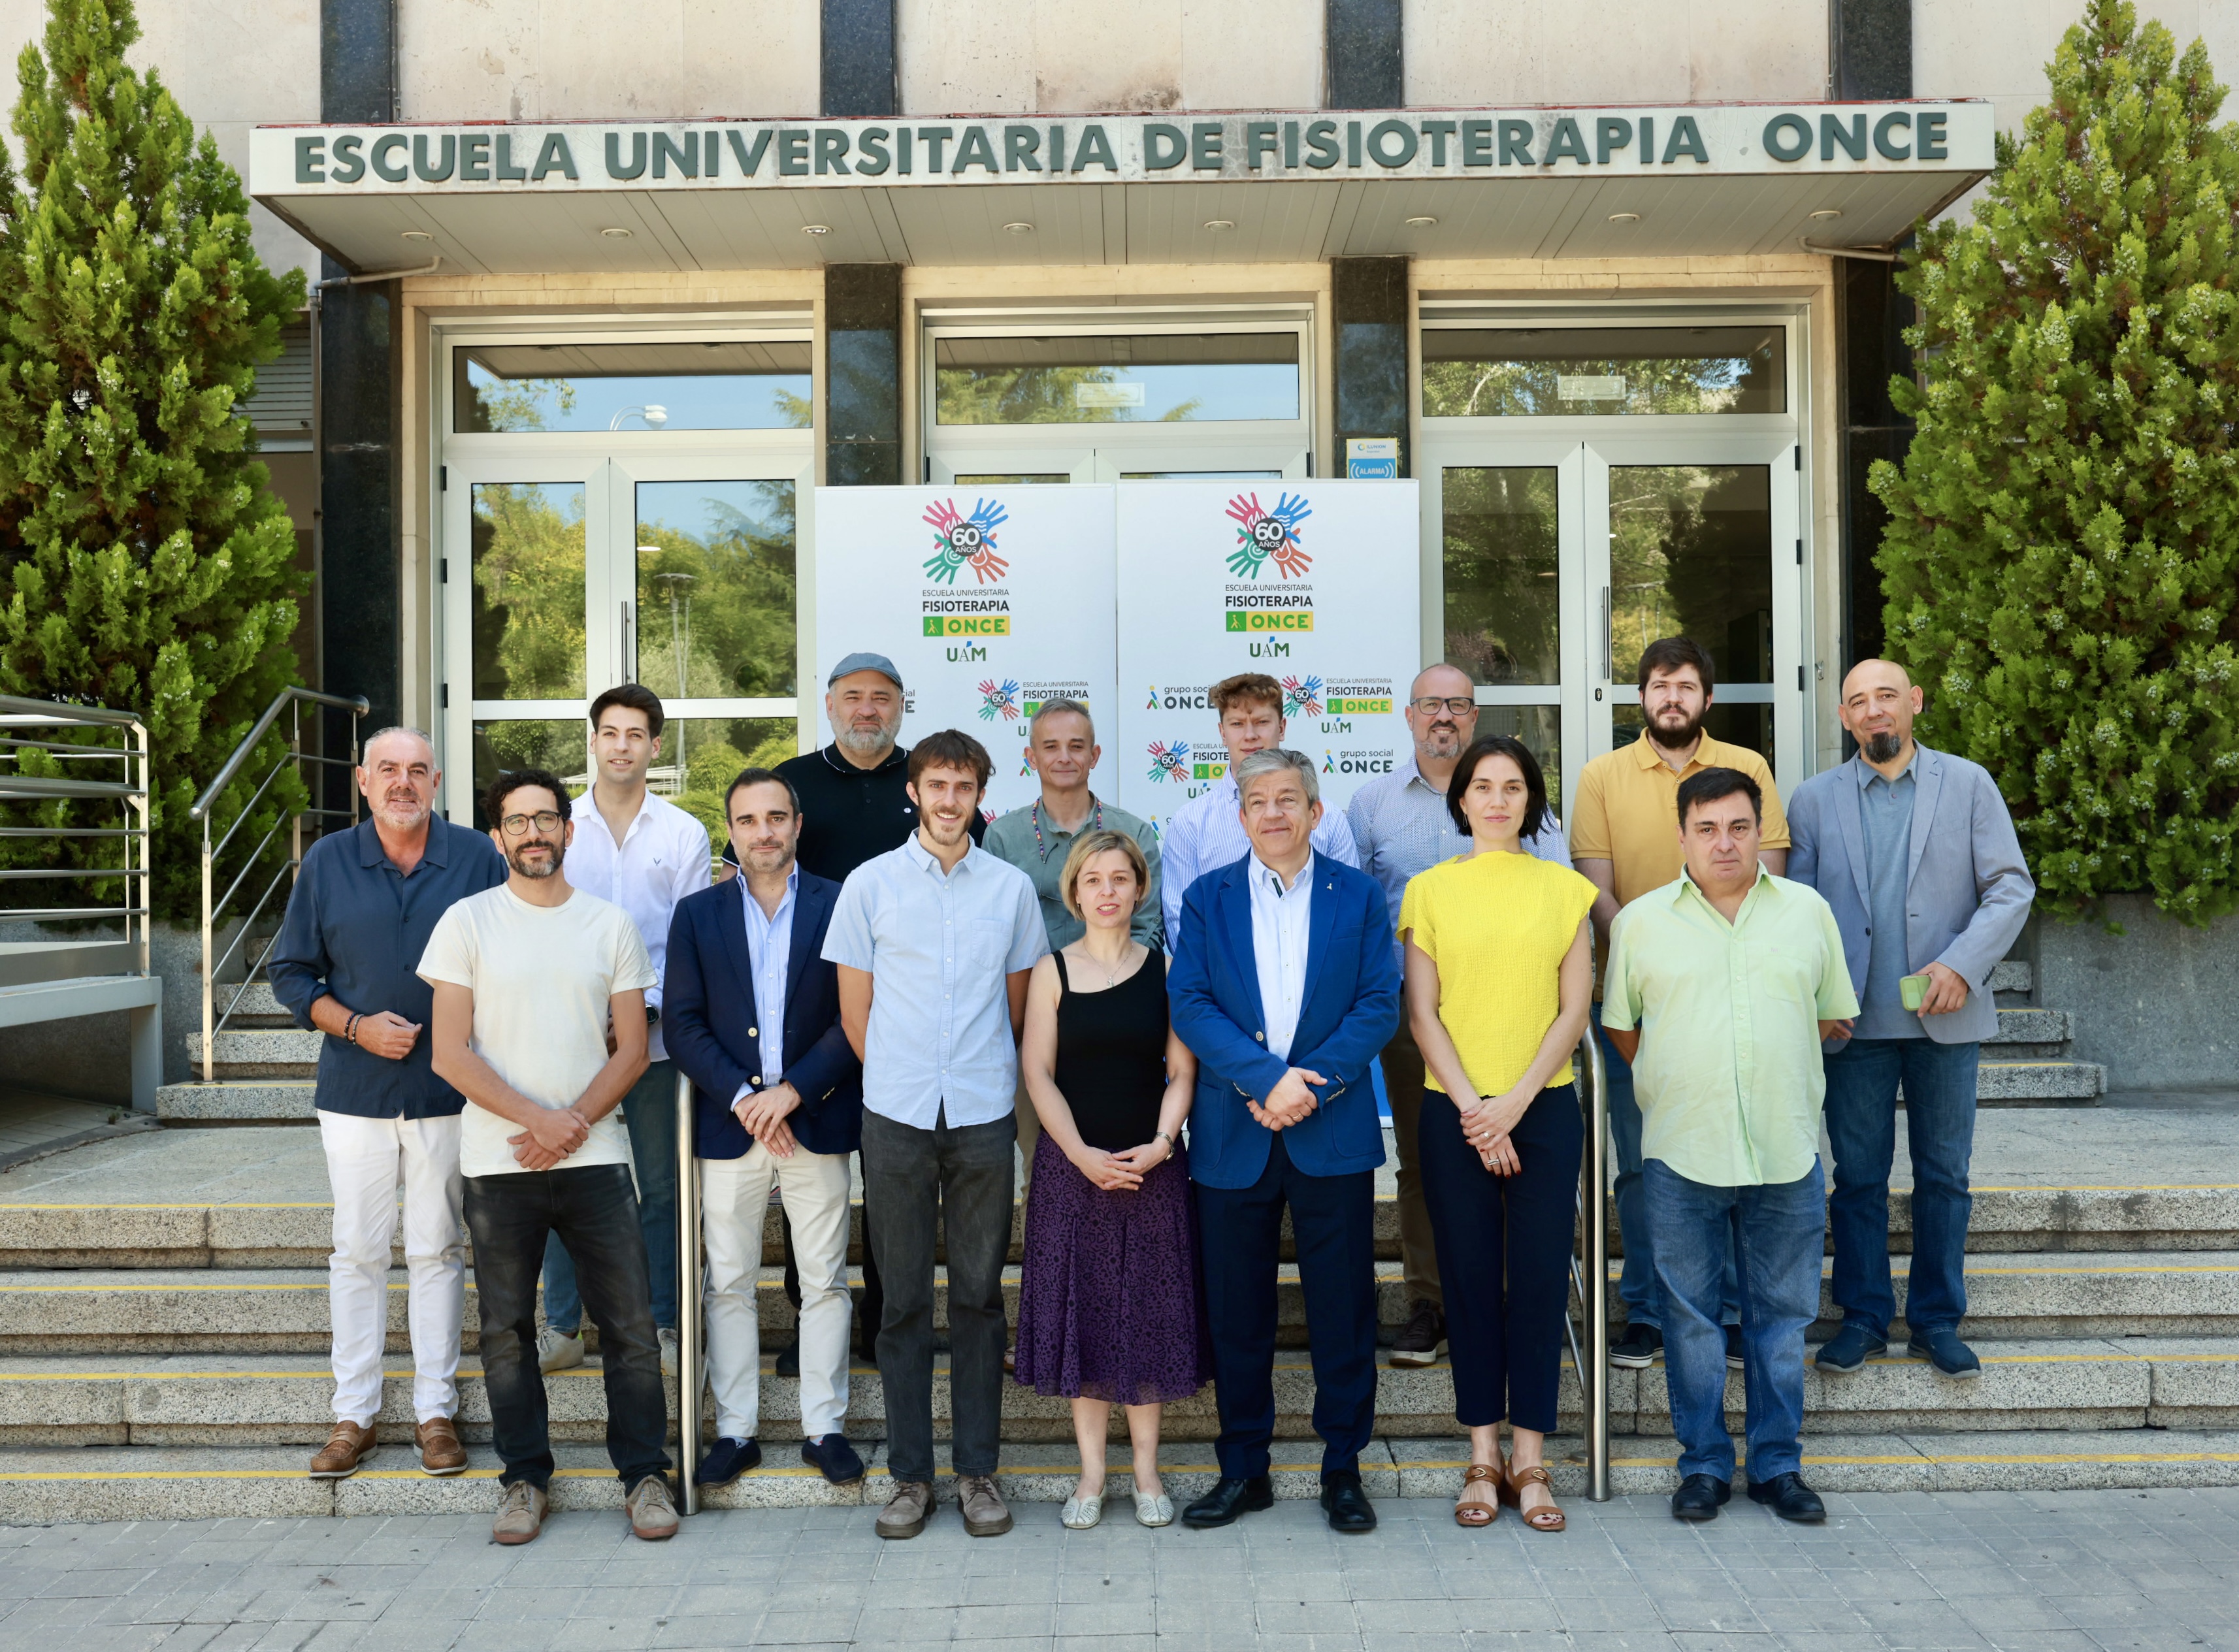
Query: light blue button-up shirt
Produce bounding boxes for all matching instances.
[821,836,1049,1129]
[733,866,797,1101]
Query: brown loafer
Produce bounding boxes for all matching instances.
[308,1419,376,1479]
[958,1473,1013,1538]
[416,1416,467,1477]
[493,1481,547,1544]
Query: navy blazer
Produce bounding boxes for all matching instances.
[1168,850,1401,1190]
[663,871,863,1159]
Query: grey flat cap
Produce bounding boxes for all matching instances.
[828,651,905,690]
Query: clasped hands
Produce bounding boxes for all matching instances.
[508,1103,593,1171]
[1248,1065,1326,1132]
[1070,1133,1173,1192]
[732,1082,803,1159]
[1458,1087,1531,1177]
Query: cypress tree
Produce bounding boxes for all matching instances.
[1871,0,2239,924]
[0,0,307,920]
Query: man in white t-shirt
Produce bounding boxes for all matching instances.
[421,769,674,1548]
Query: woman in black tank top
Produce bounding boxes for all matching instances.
[1013,830,1211,1531]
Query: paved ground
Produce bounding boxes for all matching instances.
[0,1487,2233,1652]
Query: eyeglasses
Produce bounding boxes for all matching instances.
[1411,696,1477,717]
[499,811,564,836]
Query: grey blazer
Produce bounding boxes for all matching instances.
[1786,743,2035,1048]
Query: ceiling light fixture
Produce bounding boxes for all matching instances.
[1607,212,1642,224]
[400,230,433,242]
[801,223,832,236]
[1001,221,1034,235]
[1202,219,1235,231]
[1809,208,1844,221]
[1404,215,1438,228]
[599,226,632,239]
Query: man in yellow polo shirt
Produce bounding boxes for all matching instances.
[1571,637,1790,1373]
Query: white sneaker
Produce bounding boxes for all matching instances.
[659,1327,679,1376]
[537,1327,584,1372]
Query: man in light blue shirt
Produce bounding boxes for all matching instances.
[1345,664,1570,1367]
[822,730,1046,1542]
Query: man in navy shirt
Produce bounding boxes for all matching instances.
[269,728,506,1481]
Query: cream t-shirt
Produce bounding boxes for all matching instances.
[416,882,657,1178]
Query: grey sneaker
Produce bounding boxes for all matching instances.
[626,1474,679,1540]
[537,1326,584,1373]
[958,1474,1013,1537]
[877,1478,934,1540]
[492,1480,547,1545]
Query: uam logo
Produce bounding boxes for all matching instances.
[977,678,1022,722]
[923,497,1010,585]
[1146,739,1190,784]
[1224,490,1313,579]
[1281,674,1325,719]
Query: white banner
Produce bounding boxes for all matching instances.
[812,485,1119,820]
[1113,480,1421,832]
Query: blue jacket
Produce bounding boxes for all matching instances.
[1787,742,2035,1048]
[663,871,863,1159]
[1168,850,1401,1190]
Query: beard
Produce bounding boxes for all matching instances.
[836,713,901,759]
[506,839,564,879]
[1646,704,1706,751]
[372,793,430,830]
[1863,730,1903,764]
[921,809,973,847]
[1415,722,1464,758]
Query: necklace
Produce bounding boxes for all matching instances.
[1077,941,1132,987]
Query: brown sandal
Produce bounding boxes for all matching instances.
[1453,1463,1501,1527]
[1499,1461,1566,1531]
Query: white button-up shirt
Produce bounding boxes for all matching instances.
[1160,775,1358,945]
[563,788,711,1063]
[732,866,797,1103]
[1247,854,1315,1061]
[821,837,1049,1129]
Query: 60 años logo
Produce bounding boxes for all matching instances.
[1281,675,1325,719]
[923,497,1010,585]
[1224,491,1313,580]
[977,679,1022,722]
[1146,739,1190,784]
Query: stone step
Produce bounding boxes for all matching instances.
[4,1252,2238,1354]
[211,982,289,1021]
[184,1029,318,1078]
[1975,1060,2105,1103]
[1989,1008,2070,1045]
[1989,959,2031,994]
[155,1080,318,1123]
[4,1425,2239,1523]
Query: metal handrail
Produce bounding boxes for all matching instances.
[676,1071,705,1516]
[0,702,151,975]
[197,687,368,1082]
[1565,1026,1612,1502]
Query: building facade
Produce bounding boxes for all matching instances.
[8,0,2234,828]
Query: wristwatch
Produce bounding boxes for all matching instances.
[644,1005,661,1028]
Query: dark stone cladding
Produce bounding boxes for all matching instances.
[318,0,401,791]
[1332,257,1410,479]
[825,265,904,487]
[1326,0,1402,110]
[821,0,898,118]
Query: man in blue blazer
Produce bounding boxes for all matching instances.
[1787,661,2034,1381]
[664,769,865,1491]
[1168,748,1401,1534]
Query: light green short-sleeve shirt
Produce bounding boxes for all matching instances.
[1600,869,1859,1188]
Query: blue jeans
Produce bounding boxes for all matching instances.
[1595,1004,1739,1331]
[1823,1037,1980,1340]
[542,1060,679,1334]
[1644,1158,1824,1485]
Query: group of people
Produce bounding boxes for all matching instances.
[267,627,2032,1547]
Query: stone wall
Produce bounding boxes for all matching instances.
[2036,896,2239,1095]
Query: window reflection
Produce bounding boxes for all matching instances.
[1443,467,1560,685]
[635,481,798,701]
[935,334,1300,425]
[1422,327,1784,417]
[471,483,586,702]
[455,342,813,433]
[1609,464,1774,686]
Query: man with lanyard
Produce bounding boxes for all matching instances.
[764,652,987,1370]
[1346,662,1570,1370]
[536,685,711,1378]
[983,696,1162,1191]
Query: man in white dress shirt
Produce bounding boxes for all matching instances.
[1158,673,1358,946]
[537,685,711,1376]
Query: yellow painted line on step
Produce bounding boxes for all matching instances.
[0,1281,477,1293]
[1914,1450,2239,1466]
[0,1203,336,1211]
[1970,1186,2239,1193]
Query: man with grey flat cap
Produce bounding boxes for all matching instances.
[757,653,985,1367]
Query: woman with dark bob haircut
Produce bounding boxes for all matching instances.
[1396,736,1597,1531]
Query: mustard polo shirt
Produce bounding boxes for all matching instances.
[1569,731,1791,909]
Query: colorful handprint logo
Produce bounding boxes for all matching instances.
[1146,739,1190,784]
[977,679,1022,722]
[1281,675,1324,719]
[923,497,1011,585]
[1224,491,1313,580]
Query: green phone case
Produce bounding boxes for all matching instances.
[1900,972,1931,1012]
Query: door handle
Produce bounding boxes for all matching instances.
[1600,586,1612,683]
[621,601,634,681]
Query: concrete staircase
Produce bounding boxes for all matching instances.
[159,982,318,1124]
[0,1109,2231,1521]
[1976,959,2105,1103]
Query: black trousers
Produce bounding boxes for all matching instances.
[1418,1082,1582,1434]
[463,1161,671,1493]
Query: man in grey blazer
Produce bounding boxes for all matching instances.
[1788,660,2034,1379]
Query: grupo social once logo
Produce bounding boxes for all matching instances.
[1146,739,1190,783]
[923,497,1010,585]
[1281,674,1325,719]
[977,678,1022,722]
[1224,491,1313,580]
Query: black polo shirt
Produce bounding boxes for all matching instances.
[745,742,985,884]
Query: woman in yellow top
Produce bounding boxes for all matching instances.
[1398,734,1595,1533]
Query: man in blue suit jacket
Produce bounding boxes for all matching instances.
[1168,749,1401,1534]
[1787,661,2034,1382]
[664,769,865,1491]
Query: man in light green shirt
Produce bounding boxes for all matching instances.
[1601,767,1857,1529]
[981,698,1161,1191]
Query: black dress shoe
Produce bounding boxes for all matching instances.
[1746,1471,1826,1523]
[1181,1474,1274,1529]
[772,1339,800,1379]
[1671,1472,1731,1521]
[1725,1325,1746,1370]
[1319,1471,1377,1533]
[694,1436,762,1487]
[800,1433,865,1486]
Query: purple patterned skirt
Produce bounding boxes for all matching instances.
[1013,1131,1213,1406]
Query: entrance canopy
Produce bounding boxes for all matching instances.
[250,104,1992,276]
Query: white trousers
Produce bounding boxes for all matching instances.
[318,1110,466,1426]
[702,1143,853,1441]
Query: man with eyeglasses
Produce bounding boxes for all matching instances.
[421,770,674,1547]
[1346,664,1571,1369]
